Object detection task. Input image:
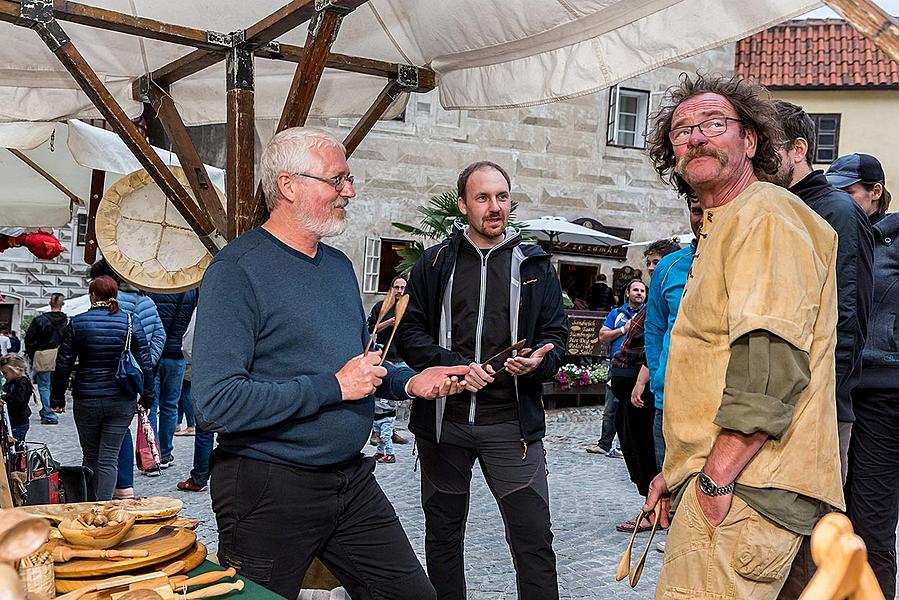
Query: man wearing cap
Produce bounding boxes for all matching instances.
[642,74,842,599]
[771,101,874,484]
[827,153,898,599]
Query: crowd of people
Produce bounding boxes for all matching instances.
[0,71,896,600]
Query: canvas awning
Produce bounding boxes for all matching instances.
[522,216,630,247]
[0,0,823,126]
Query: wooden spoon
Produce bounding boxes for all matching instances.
[615,509,646,582]
[377,294,410,366]
[629,502,663,587]
[183,580,244,599]
[170,567,237,592]
[363,291,397,356]
[51,546,150,562]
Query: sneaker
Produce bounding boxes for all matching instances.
[113,487,134,499]
[372,453,385,461]
[656,541,666,553]
[369,432,380,447]
[142,468,162,477]
[175,424,183,433]
[606,448,624,459]
[174,427,195,436]
[40,419,58,425]
[391,432,409,445]
[159,457,175,469]
[378,454,396,464]
[585,445,609,454]
[177,478,208,492]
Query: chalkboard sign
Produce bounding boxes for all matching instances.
[565,310,606,356]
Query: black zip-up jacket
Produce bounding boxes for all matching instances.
[147,290,198,359]
[857,211,899,390]
[397,225,568,444]
[790,170,875,421]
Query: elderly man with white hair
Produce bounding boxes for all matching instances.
[193,127,468,600]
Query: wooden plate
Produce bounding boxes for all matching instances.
[20,497,183,524]
[54,543,208,593]
[54,525,196,578]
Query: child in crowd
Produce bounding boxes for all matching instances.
[1,353,34,444]
[372,398,397,464]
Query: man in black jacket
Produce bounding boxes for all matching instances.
[397,161,567,600]
[771,101,874,482]
[24,293,68,424]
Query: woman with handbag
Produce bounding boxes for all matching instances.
[51,276,155,500]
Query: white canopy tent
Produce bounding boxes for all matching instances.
[625,233,695,247]
[522,216,630,247]
[0,120,226,228]
[0,0,823,126]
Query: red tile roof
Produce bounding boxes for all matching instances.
[735,19,899,89]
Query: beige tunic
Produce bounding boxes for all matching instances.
[662,181,844,510]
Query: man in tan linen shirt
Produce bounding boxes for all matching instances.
[641,74,843,599]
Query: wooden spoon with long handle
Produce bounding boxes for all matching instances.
[377,294,410,366]
[51,546,150,562]
[363,292,397,356]
[171,567,237,592]
[629,502,663,587]
[615,509,646,582]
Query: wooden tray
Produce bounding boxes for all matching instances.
[55,542,208,593]
[54,525,196,578]
[20,497,183,524]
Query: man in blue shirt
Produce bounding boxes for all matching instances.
[585,280,645,455]
[637,196,704,471]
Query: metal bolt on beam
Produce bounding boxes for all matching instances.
[18,0,69,50]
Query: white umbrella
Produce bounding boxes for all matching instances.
[625,233,695,247]
[36,293,91,317]
[521,216,630,247]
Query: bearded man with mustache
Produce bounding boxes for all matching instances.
[641,74,844,600]
[397,161,568,600]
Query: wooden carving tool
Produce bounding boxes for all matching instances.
[615,509,645,582]
[182,580,244,599]
[479,339,526,369]
[363,290,397,356]
[628,502,662,587]
[377,294,410,366]
[51,546,150,562]
[490,348,533,376]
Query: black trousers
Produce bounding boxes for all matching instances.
[847,388,899,599]
[611,376,657,497]
[72,397,135,501]
[417,420,558,600]
[210,452,435,600]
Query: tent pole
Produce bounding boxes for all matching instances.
[146,83,229,235]
[247,1,355,229]
[343,79,404,157]
[15,4,224,254]
[84,169,105,264]
[225,45,257,240]
[6,148,83,205]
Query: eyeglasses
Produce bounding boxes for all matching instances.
[669,117,742,145]
[291,172,355,192]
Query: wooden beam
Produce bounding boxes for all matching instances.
[41,32,223,253]
[226,47,257,240]
[7,148,83,205]
[83,169,104,264]
[343,79,404,156]
[0,0,222,49]
[148,86,229,235]
[244,0,317,45]
[823,0,899,62]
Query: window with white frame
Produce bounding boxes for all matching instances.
[607,86,650,149]
[76,213,88,246]
[362,237,415,294]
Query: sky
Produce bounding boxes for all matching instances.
[800,0,899,18]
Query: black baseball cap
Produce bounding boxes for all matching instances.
[825,153,885,189]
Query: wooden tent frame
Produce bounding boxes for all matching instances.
[0,0,895,261]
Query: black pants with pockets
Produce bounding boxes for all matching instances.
[210,452,435,600]
[417,420,559,600]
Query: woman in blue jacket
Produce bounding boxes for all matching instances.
[51,276,155,500]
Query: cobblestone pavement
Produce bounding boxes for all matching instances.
[25,407,898,600]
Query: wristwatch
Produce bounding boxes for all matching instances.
[697,471,735,497]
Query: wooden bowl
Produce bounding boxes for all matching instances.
[58,509,135,549]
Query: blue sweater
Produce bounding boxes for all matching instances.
[192,228,414,468]
[644,242,695,410]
